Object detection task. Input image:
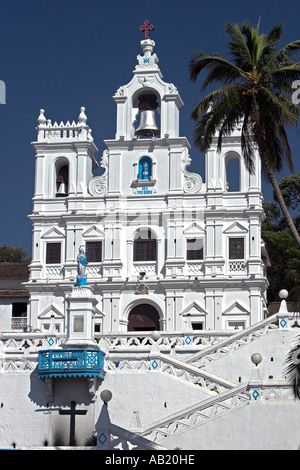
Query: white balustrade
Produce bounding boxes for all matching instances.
[229,260,245,273]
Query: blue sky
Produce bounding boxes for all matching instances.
[0,0,299,255]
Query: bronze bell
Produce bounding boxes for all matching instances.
[136,93,160,137]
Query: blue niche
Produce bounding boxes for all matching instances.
[138,156,152,180]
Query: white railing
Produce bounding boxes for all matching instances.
[186,262,203,275]
[133,262,156,276]
[139,383,250,443]
[96,422,167,450]
[0,330,233,355]
[229,260,245,272]
[11,317,27,330]
[37,122,93,142]
[0,333,66,353]
[95,330,235,353]
[106,351,236,394]
[184,313,279,367]
[138,378,296,444]
[45,265,63,279]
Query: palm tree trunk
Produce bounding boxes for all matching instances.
[264,160,300,248]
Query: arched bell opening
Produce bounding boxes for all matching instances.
[55,160,69,197]
[225,152,241,192]
[134,92,160,138]
[128,304,161,331]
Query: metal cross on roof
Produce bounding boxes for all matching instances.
[140,20,155,39]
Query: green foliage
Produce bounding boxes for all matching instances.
[189,20,300,176]
[190,20,300,247]
[262,173,300,308]
[262,202,281,231]
[0,245,30,263]
[277,174,300,210]
[262,230,300,301]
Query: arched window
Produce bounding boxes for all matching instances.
[138,156,152,180]
[134,229,156,261]
[55,160,69,197]
[128,304,160,331]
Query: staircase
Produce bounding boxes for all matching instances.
[104,311,298,448]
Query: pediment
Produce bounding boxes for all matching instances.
[223,222,248,234]
[223,301,250,316]
[183,222,205,236]
[181,301,207,316]
[42,227,65,239]
[38,304,64,319]
[82,225,104,239]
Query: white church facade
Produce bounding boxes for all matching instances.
[0,24,299,451]
[26,33,268,336]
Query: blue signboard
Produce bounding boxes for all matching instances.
[137,187,153,195]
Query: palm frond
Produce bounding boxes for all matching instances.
[240,19,268,66]
[241,107,257,174]
[225,22,252,69]
[201,62,243,90]
[191,84,244,151]
[284,337,300,400]
[191,83,242,120]
[189,51,243,86]
[265,40,300,71]
[257,86,300,126]
[258,23,283,66]
[253,113,292,176]
[277,124,295,173]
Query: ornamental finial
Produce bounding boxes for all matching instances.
[78,106,87,124]
[139,20,155,39]
[37,109,46,126]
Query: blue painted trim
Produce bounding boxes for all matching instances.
[38,348,106,380]
[138,156,152,180]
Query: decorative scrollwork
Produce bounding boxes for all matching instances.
[88,175,107,196]
[88,150,108,196]
[183,174,202,193]
[182,148,203,193]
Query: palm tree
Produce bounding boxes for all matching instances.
[189,20,300,247]
[285,339,300,400]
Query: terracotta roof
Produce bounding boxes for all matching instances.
[0,289,29,298]
[0,263,29,280]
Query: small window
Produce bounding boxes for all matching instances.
[229,238,244,260]
[227,321,245,330]
[12,303,27,318]
[46,243,61,264]
[187,239,203,260]
[86,241,102,262]
[192,322,203,331]
[12,303,27,330]
[134,229,156,262]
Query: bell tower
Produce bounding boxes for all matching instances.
[101,21,190,199]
